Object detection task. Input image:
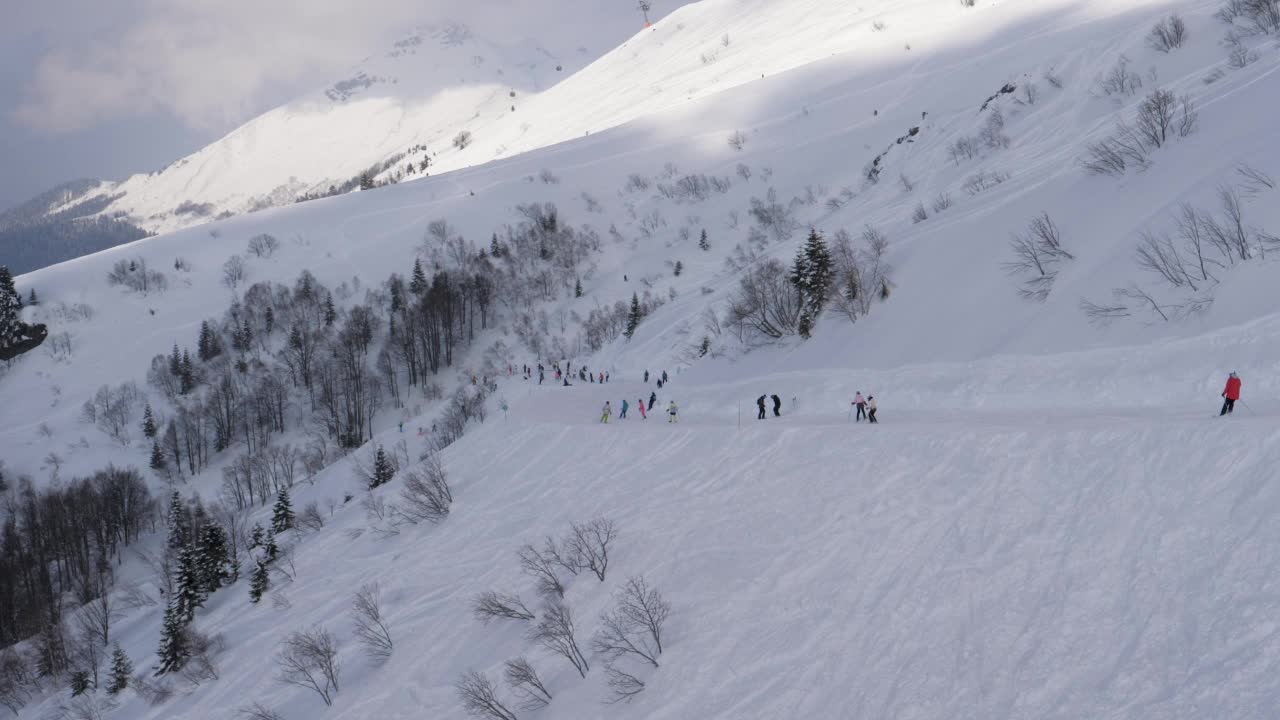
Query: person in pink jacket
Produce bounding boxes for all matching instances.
[638,399,647,419]
[851,392,867,422]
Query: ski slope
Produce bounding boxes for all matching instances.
[4,0,1280,717]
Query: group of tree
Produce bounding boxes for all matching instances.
[156,492,236,674]
[0,265,47,361]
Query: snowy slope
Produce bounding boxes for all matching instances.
[5,0,1280,717]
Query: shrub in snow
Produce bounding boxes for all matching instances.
[453,130,474,150]
[1146,14,1188,52]
[351,582,393,660]
[728,130,748,151]
[911,203,929,224]
[473,591,536,624]
[457,671,518,720]
[246,233,280,258]
[1003,212,1073,302]
[276,627,340,706]
[528,601,590,678]
[503,657,553,710]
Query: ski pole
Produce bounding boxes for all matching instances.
[1239,398,1254,414]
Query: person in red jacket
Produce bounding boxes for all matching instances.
[1220,372,1242,416]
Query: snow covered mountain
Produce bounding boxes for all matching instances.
[4,0,1280,718]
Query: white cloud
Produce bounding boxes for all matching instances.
[10,0,613,134]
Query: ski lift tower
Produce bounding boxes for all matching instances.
[638,0,653,27]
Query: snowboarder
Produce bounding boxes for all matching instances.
[620,399,629,419]
[757,395,767,420]
[638,398,647,419]
[1221,372,1242,416]
[867,396,878,423]
[601,401,612,424]
[771,394,782,418]
[852,392,867,422]
[650,391,657,410]
[667,400,679,423]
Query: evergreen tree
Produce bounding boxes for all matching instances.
[790,229,834,339]
[27,288,38,306]
[0,266,27,351]
[624,293,642,340]
[142,403,157,438]
[673,261,683,277]
[249,523,265,550]
[574,278,583,298]
[248,560,270,604]
[490,234,502,258]
[149,441,167,472]
[263,529,279,563]
[197,320,222,361]
[232,318,252,354]
[107,645,132,694]
[179,350,195,394]
[264,306,275,334]
[271,488,295,533]
[699,229,710,251]
[155,600,190,675]
[323,295,337,327]
[410,259,428,295]
[371,447,395,489]
[166,492,188,549]
[69,669,91,696]
[197,524,231,593]
[168,343,181,376]
[173,544,205,623]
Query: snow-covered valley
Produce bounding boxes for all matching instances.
[3,0,1280,717]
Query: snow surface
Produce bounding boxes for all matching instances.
[5,0,1280,717]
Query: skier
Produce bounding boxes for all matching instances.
[662,370,668,384]
[620,399,629,419]
[657,378,663,389]
[539,371,544,385]
[601,401,612,424]
[649,391,657,410]
[852,392,867,422]
[756,395,767,420]
[667,400,679,423]
[771,394,782,418]
[398,421,404,433]
[867,396,878,423]
[638,398,647,419]
[644,370,650,383]
[599,372,604,384]
[1220,372,1242,416]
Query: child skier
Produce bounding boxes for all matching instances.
[620,399,629,419]
[601,401,612,424]
[638,398,647,419]
[867,396,878,423]
[667,400,679,423]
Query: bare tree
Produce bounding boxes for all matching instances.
[351,583,394,660]
[725,259,802,343]
[222,255,247,290]
[296,501,325,532]
[528,601,590,678]
[457,671,518,720]
[276,627,340,706]
[1146,14,1188,52]
[1004,213,1072,301]
[517,544,565,598]
[1217,185,1252,260]
[1236,164,1276,194]
[593,576,670,669]
[247,234,281,259]
[129,673,173,706]
[503,657,553,710]
[911,203,928,224]
[237,701,285,720]
[931,193,953,213]
[1098,55,1143,96]
[179,629,224,686]
[472,591,536,624]
[1116,284,1170,322]
[727,130,748,151]
[0,648,36,715]
[1175,203,1217,283]
[1135,231,1197,290]
[604,663,646,704]
[1079,297,1132,326]
[565,517,616,582]
[1134,89,1178,148]
[397,453,452,524]
[77,595,117,648]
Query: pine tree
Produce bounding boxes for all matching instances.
[150,441,167,471]
[107,645,132,694]
[699,229,710,251]
[574,278,583,298]
[410,259,428,295]
[624,293,642,340]
[248,560,270,603]
[197,320,222,361]
[197,524,231,593]
[173,544,205,623]
[27,288,38,306]
[271,488,295,533]
[166,492,188,549]
[263,529,279,563]
[490,234,502,258]
[371,447,395,488]
[0,266,26,351]
[179,350,195,394]
[142,403,157,438]
[264,306,275,334]
[673,261,684,277]
[69,669,91,696]
[155,600,190,674]
[791,229,834,339]
[168,343,181,376]
[249,523,265,550]
[324,295,337,327]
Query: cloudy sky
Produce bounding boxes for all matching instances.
[0,0,649,212]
